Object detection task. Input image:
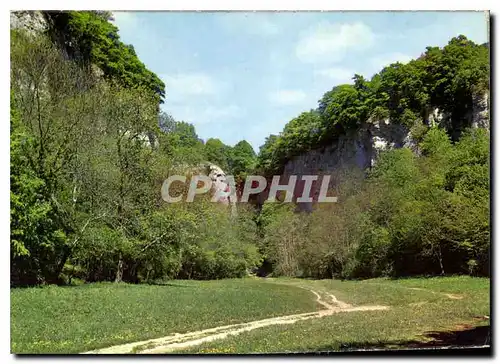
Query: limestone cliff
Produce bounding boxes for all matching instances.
[280,96,489,211]
[207,164,238,216]
[10,11,48,34]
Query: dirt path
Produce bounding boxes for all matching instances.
[82,286,388,354]
[362,281,465,300]
[406,287,464,299]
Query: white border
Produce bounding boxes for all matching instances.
[1,1,497,364]
[3,0,496,11]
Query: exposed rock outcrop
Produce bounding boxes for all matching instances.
[277,117,411,211]
[207,164,238,216]
[472,91,490,129]
[279,96,489,212]
[10,11,48,34]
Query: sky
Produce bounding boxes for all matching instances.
[112,11,488,153]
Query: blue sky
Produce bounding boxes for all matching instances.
[112,11,488,152]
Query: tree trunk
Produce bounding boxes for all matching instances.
[55,246,71,279]
[436,246,445,275]
[115,253,123,283]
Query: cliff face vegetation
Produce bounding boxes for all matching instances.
[10,11,490,285]
[254,35,489,278]
[256,35,489,178]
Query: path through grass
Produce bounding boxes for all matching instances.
[176,276,490,354]
[11,278,318,353]
[11,276,489,354]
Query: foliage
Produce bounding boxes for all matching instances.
[258,202,308,277]
[257,36,489,174]
[227,140,257,182]
[157,112,206,167]
[10,30,261,286]
[10,17,489,289]
[45,11,165,103]
[255,134,281,175]
[10,95,68,285]
[259,126,489,279]
[204,138,231,171]
[252,35,489,281]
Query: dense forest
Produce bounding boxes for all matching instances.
[10,11,490,287]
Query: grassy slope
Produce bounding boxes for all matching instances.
[178,276,490,354]
[10,279,318,354]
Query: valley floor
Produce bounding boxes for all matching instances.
[10,276,490,354]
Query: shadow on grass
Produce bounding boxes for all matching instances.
[314,325,491,352]
[146,282,192,288]
[53,281,193,289]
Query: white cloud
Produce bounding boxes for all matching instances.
[162,73,218,96]
[269,89,307,105]
[370,52,413,72]
[314,67,355,84]
[296,21,375,64]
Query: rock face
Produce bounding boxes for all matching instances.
[280,96,489,212]
[10,11,48,34]
[11,11,105,77]
[278,118,413,211]
[206,164,237,216]
[472,91,490,129]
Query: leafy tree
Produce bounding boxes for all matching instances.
[256,134,281,175]
[319,84,361,136]
[228,140,257,182]
[10,16,490,287]
[45,11,165,103]
[157,112,206,167]
[10,95,67,285]
[204,138,230,170]
[280,111,322,159]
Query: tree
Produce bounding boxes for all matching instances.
[256,134,281,175]
[280,111,322,159]
[10,93,68,285]
[227,140,256,182]
[204,138,230,171]
[10,31,101,285]
[157,113,206,167]
[45,11,165,102]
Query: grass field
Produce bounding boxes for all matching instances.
[10,279,318,354]
[11,276,490,354]
[177,276,490,354]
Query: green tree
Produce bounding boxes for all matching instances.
[204,138,230,170]
[256,134,281,175]
[228,140,257,182]
[45,11,165,102]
